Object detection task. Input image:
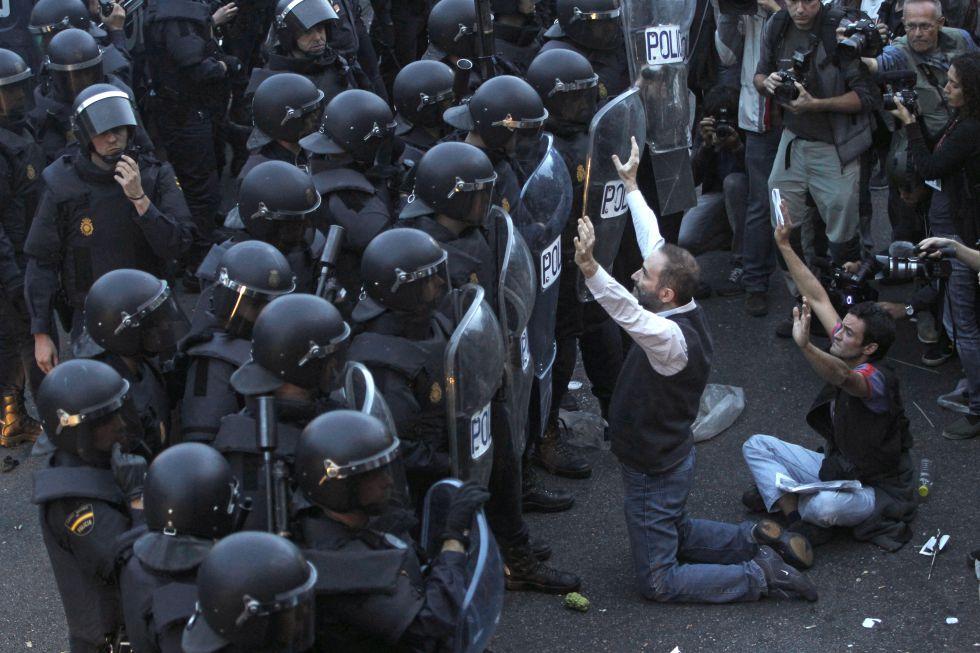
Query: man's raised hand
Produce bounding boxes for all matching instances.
[574,216,599,278]
[612,136,641,193]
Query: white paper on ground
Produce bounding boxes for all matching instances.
[774,472,862,494]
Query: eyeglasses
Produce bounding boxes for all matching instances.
[904,22,938,32]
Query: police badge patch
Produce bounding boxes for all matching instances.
[429,381,442,404]
[80,217,94,236]
[501,197,510,213]
[65,504,95,536]
[576,164,586,183]
[599,83,608,100]
[25,164,36,181]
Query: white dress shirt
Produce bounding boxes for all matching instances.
[584,190,692,377]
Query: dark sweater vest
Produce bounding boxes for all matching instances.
[609,305,713,475]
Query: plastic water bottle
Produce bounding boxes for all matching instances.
[918,458,933,498]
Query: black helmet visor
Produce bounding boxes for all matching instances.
[279,0,339,32]
[112,281,191,354]
[0,70,35,121]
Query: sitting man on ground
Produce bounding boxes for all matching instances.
[573,138,817,604]
[742,201,918,553]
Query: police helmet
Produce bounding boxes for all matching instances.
[393,60,455,130]
[427,0,479,60]
[143,443,243,539]
[527,48,598,124]
[443,75,548,151]
[545,0,623,51]
[299,89,396,165]
[238,160,321,250]
[46,28,104,102]
[402,141,496,225]
[294,410,400,514]
[84,269,190,357]
[29,0,104,50]
[273,0,338,54]
[182,532,316,653]
[0,49,35,126]
[231,293,350,396]
[70,82,138,158]
[212,241,296,339]
[36,359,137,466]
[361,229,450,313]
[252,72,325,144]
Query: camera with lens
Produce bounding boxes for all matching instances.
[714,107,736,139]
[838,19,888,61]
[879,70,919,114]
[875,242,954,281]
[814,257,879,315]
[774,49,813,104]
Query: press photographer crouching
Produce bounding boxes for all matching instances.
[889,50,980,440]
[679,87,748,292]
[754,0,878,270]
[742,201,917,554]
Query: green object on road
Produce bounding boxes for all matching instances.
[564,592,590,612]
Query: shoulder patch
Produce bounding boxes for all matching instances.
[25,164,37,180]
[429,381,443,404]
[576,164,586,183]
[65,504,95,536]
[501,197,510,213]
[80,217,94,236]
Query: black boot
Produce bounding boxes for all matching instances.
[504,543,581,594]
[532,419,592,479]
[522,466,575,513]
[530,536,552,561]
[753,546,818,601]
[752,518,814,569]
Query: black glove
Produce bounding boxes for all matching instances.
[441,482,490,547]
[111,443,147,501]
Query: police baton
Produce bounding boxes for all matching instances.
[453,58,474,105]
[474,0,496,81]
[316,224,346,302]
[255,396,278,534]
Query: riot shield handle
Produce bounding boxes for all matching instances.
[256,396,278,533]
[474,0,496,81]
[316,224,346,303]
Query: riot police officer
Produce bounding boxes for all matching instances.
[348,228,455,501]
[245,0,366,109]
[392,59,455,165]
[292,409,482,650]
[119,443,247,653]
[241,72,324,182]
[326,0,387,100]
[82,268,190,457]
[300,89,399,316]
[32,358,148,653]
[29,0,132,84]
[144,0,242,279]
[215,293,350,530]
[180,240,295,443]
[540,0,629,107]
[402,142,581,594]
[491,0,546,74]
[30,28,150,164]
[181,531,317,653]
[524,47,604,480]
[0,49,45,448]
[24,83,192,374]
[443,74,548,215]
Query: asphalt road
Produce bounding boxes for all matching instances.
[1,190,977,653]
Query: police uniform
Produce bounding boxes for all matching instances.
[236,140,304,189]
[349,308,453,500]
[119,530,205,653]
[179,330,250,443]
[539,37,629,108]
[144,0,232,265]
[93,351,173,457]
[23,146,193,341]
[494,17,545,74]
[298,513,468,652]
[33,449,139,653]
[246,50,364,110]
[0,120,46,411]
[328,0,387,100]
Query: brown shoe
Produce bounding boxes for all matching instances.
[1,394,42,448]
[532,420,592,479]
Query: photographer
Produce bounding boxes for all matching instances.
[679,86,748,289]
[865,0,976,244]
[742,200,916,552]
[890,50,980,439]
[755,0,878,269]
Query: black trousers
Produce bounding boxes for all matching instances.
[0,292,43,397]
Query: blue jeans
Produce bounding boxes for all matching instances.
[621,449,765,603]
[741,129,782,293]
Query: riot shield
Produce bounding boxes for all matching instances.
[514,132,572,444]
[444,284,506,487]
[420,478,504,653]
[623,0,698,216]
[343,361,411,509]
[577,88,646,301]
[491,206,535,454]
